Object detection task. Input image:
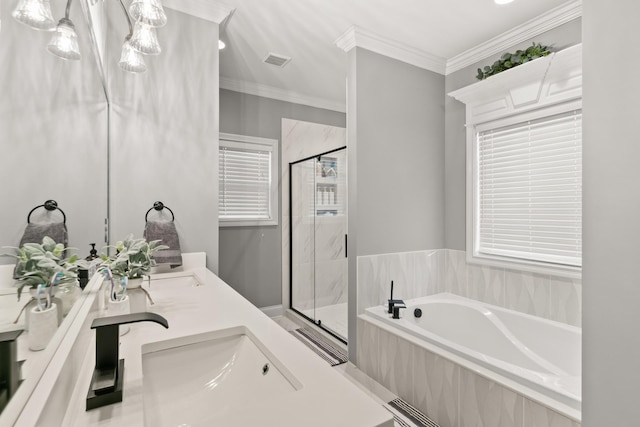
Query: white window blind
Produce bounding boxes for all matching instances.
[219,138,274,222]
[477,110,582,267]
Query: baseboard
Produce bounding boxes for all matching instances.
[260,304,284,318]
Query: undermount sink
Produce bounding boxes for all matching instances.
[141,326,301,426]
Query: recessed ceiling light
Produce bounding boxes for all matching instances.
[495,0,515,4]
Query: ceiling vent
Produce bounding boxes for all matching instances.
[263,52,292,68]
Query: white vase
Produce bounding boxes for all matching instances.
[28,303,58,351]
[124,277,147,313]
[127,277,144,289]
[25,287,63,330]
[107,295,130,335]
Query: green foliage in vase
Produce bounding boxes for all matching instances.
[3,236,78,300]
[476,42,552,80]
[100,235,169,279]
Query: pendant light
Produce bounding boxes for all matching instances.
[130,21,161,55]
[47,0,80,60]
[129,0,167,28]
[118,0,146,73]
[12,0,167,72]
[12,0,56,31]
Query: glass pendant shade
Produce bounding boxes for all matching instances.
[12,0,56,31]
[129,0,167,27]
[47,18,81,60]
[130,22,161,55]
[119,39,147,73]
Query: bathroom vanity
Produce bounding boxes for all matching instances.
[6,254,393,426]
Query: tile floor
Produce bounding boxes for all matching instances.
[272,314,434,427]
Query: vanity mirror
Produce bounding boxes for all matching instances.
[0,0,108,417]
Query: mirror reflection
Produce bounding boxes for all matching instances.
[0,0,108,413]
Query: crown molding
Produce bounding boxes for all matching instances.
[163,0,234,24]
[220,77,346,113]
[335,26,447,75]
[445,0,582,75]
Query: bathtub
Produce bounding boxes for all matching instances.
[363,293,581,421]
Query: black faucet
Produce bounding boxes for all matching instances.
[387,280,405,314]
[86,312,169,411]
[392,303,407,319]
[0,329,24,413]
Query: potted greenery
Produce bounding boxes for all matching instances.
[476,42,552,80]
[5,236,79,301]
[100,235,168,288]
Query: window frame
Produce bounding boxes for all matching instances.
[467,99,582,278]
[219,132,279,227]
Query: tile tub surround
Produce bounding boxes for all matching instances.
[357,249,581,327]
[358,317,581,427]
[27,265,392,425]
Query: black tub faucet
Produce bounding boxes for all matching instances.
[86,312,169,411]
[387,280,404,314]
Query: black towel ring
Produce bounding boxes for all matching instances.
[27,200,67,224]
[145,201,175,222]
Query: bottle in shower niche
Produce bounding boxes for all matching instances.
[317,187,323,205]
[329,188,335,204]
[327,161,337,178]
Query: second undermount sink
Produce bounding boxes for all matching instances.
[141,326,301,426]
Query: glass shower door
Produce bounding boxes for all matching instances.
[313,149,348,340]
[290,147,348,343]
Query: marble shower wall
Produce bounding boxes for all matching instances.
[290,160,316,311]
[357,249,581,327]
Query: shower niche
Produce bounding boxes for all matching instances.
[290,147,348,342]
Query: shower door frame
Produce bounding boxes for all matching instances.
[289,146,347,345]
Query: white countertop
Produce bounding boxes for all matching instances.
[58,268,393,427]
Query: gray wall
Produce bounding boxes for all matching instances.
[219,89,345,308]
[0,0,108,262]
[347,47,445,360]
[444,18,583,250]
[106,6,220,272]
[582,1,640,425]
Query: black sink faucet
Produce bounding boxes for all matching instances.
[86,312,169,411]
[0,329,24,413]
[387,280,405,314]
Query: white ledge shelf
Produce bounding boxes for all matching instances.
[448,43,582,125]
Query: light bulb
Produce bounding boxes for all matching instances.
[218,39,226,50]
[119,39,147,73]
[12,0,56,31]
[47,18,81,60]
[130,21,161,55]
[129,0,167,27]
[494,0,515,4]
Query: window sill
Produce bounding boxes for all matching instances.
[467,252,582,280]
[220,219,278,228]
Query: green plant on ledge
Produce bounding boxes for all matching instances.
[476,42,552,80]
[100,235,168,279]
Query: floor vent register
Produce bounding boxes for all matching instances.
[289,327,348,366]
[384,398,440,427]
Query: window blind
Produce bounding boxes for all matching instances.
[219,144,272,220]
[477,109,582,267]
